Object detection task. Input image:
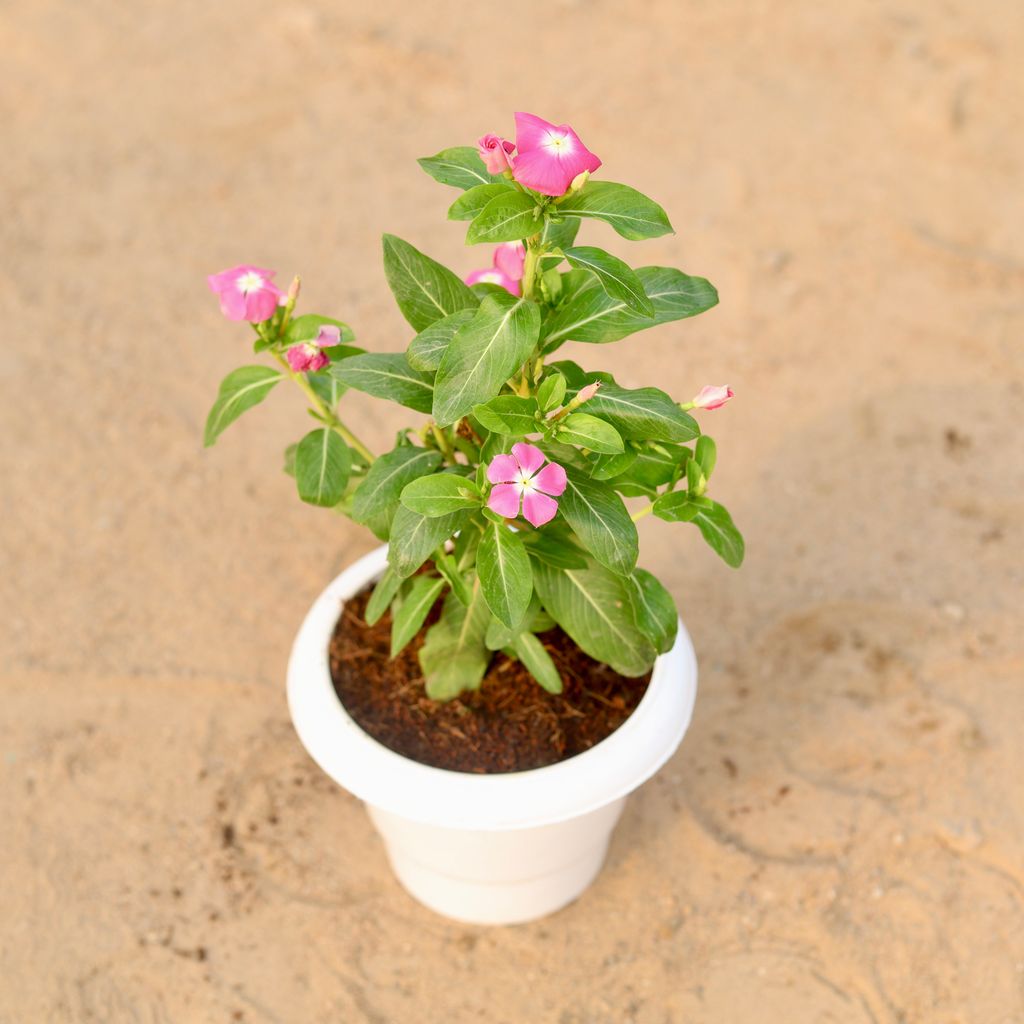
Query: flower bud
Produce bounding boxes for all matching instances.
[576,381,601,404]
[568,170,591,194]
[690,385,734,411]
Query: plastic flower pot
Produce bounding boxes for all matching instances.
[287,546,698,925]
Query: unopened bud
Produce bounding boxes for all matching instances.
[576,381,601,404]
[568,170,591,194]
[287,275,301,305]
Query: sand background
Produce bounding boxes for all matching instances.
[2,0,1023,1020]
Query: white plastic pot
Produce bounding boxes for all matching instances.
[287,546,698,925]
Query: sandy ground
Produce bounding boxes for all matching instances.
[2,0,1023,1020]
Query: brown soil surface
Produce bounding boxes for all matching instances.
[3,1,1023,1021]
[329,587,650,773]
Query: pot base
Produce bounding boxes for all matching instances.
[367,799,626,925]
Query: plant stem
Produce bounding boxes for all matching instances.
[631,504,654,523]
[272,353,375,464]
[429,422,457,463]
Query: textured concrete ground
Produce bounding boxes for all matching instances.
[2,1,1023,1021]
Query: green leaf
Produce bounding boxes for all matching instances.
[542,267,718,349]
[432,293,541,426]
[563,246,655,317]
[364,567,402,626]
[652,495,745,567]
[381,234,478,332]
[558,467,638,576]
[627,569,678,655]
[294,428,351,507]
[512,632,563,694]
[589,447,638,481]
[330,352,434,413]
[616,444,689,490]
[582,385,699,443]
[283,443,297,478]
[388,505,469,579]
[536,371,567,412]
[692,498,745,567]
[555,181,673,240]
[478,523,533,630]
[554,412,624,454]
[533,560,656,676]
[472,395,540,437]
[390,575,446,656]
[307,368,347,409]
[399,473,482,517]
[419,584,491,700]
[541,216,581,250]
[695,435,717,478]
[418,146,500,190]
[523,529,589,570]
[466,192,543,245]
[285,314,356,346]
[352,447,442,540]
[650,492,699,522]
[407,309,475,372]
[203,366,282,447]
[448,183,511,221]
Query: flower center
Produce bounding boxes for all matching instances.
[517,471,536,492]
[236,271,265,293]
[476,271,504,285]
[544,132,572,156]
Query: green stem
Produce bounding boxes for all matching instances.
[272,353,375,464]
[429,423,457,464]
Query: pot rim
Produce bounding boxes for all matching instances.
[287,545,697,831]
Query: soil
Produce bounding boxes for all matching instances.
[329,586,650,773]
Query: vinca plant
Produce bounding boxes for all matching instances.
[205,112,743,700]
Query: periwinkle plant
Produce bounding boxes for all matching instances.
[205,112,742,700]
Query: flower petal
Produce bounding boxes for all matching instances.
[511,442,546,475]
[511,147,575,197]
[487,454,519,484]
[218,287,249,321]
[314,325,341,347]
[522,490,558,527]
[534,461,567,497]
[286,345,312,372]
[465,268,520,296]
[488,483,522,519]
[514,112,558,152]
[493,242,526,282]
[245,288,282,323]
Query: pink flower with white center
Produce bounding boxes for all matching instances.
[511,112,602,197]
[478,134,515,174]
[464,242,527,296]
[207,265,283,323]
[493,242,526,282]
[691,384,735,411]
[487,443,567,528]
[285,325,339,373]
[465,266,521,296]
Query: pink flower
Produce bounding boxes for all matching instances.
[493,242,525,282]
[691,385,734,411]
[285,325,339,373]
[487,443,567,528]
[511,112,602,197]
[478,134,515,174]
[464,243,527,296]
[207,265,283,323]
[465,267,521,296]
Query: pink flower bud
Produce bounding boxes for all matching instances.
[691,385,734,411]
[286,342,330,373]
[576,381,601,404]
[477,134,515,175]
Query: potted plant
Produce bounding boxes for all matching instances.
[204,112,742,925]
